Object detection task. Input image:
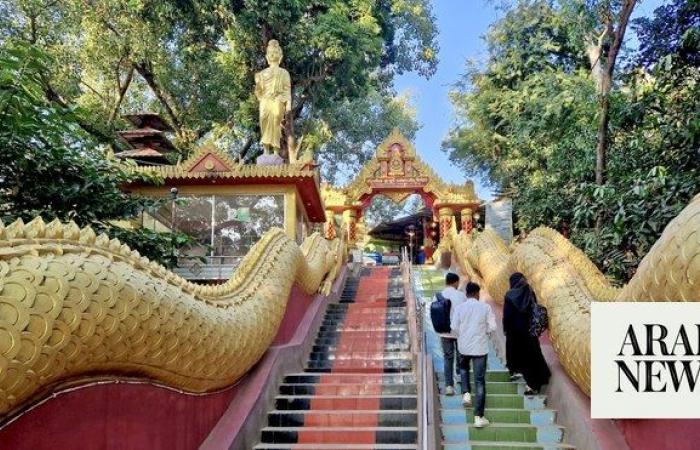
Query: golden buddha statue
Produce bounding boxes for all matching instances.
[255,40,292,154]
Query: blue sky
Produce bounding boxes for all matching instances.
[395,0,667,201]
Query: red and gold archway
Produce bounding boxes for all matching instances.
[321,129,480,250]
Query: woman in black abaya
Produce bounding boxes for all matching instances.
[503,272,551,395]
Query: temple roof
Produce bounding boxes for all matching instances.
[127,145,325,221]
[368,208,432,242]
[123,113,174,131]
[322,129,480,212]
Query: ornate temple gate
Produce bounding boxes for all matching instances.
[321,129,480,253]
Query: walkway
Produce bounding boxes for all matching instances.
[414,267,573,450]
[255,266,418,448]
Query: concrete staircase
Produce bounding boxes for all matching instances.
[415,267,575,450]
[254,266,419,449]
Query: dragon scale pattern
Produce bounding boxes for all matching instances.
[448,193,700,395]
[0,218,341,417]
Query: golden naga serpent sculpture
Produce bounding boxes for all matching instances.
[0,217,342,417]
[447,193,700,395]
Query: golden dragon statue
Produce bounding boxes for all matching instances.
[446,193,700,396]
[0,217,343,418]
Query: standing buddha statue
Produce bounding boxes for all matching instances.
[254,40,292,156]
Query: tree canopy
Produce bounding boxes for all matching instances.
[0,42,197,266]
[445,0,700,282]
[1,0,437,180]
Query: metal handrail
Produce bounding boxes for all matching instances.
[401,248,430,449]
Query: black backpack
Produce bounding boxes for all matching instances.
[430,292,452,333]
[529,302,549,337]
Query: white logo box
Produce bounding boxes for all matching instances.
[591,302,700,418]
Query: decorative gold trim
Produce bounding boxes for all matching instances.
[321,130,479,210]
[132,145,318,181]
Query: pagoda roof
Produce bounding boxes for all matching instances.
[123,113,174,131]
[118,129,177,152]
[114,147,171,165]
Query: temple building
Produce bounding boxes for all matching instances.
[123,144,324,281]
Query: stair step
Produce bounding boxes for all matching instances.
[326,305,407,312]
[279,383,417,396]
[307,351,412,361]
[274,395,417,411]
[322,317,408,324]
[267,410,418,427]
[318,327,410,336]
[444,442,574,450]
[439,381,523,395]
[440,408,556,426]
[311,343,410,352]
[436,370,515,382]
[440,393,546,410]
[441,423,565,444]
[283,373,417,384]
[259,426,417,444]
[255,445,418,449]
[304,362,412,372]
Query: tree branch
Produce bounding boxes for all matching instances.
[606,0,637,77]
[108,65,134,125]
[44,83,117,145]
[134,61,182,131]
[238,137,255,161]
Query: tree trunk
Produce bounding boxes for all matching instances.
[134,62,182,132]
[108,66,134,126]
[595,92,610,186]
[592,0,637,187]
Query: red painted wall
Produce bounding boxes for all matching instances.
[0,284,316,450]
[272,286,313,345]
[616,419,700,450]
[0,382,239,450]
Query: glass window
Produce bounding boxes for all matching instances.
[144,193,284,274]
[214,194,284,262]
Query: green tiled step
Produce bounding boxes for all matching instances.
[444,442,575,450]
[435,370,513,382]
[441,423,565,444]
[440,394,547,410]
[441,408,556,425]
[439,381,524,394]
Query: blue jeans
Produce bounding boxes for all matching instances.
[440,338,469,391]
[460,354,488,417]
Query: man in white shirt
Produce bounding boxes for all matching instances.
[451,282,497,428]
[437,272,468,396]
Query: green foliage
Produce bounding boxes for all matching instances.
[365,193,424,227]
[446,0,700,282]
[1,0,437,180]
[633,0,700,68]
[0,41,195,266]
[315,91,419,184]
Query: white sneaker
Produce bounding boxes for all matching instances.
[509,372,523,381]
[474,416,490,428]
[445,386,455,396]
[462,392,472,406]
